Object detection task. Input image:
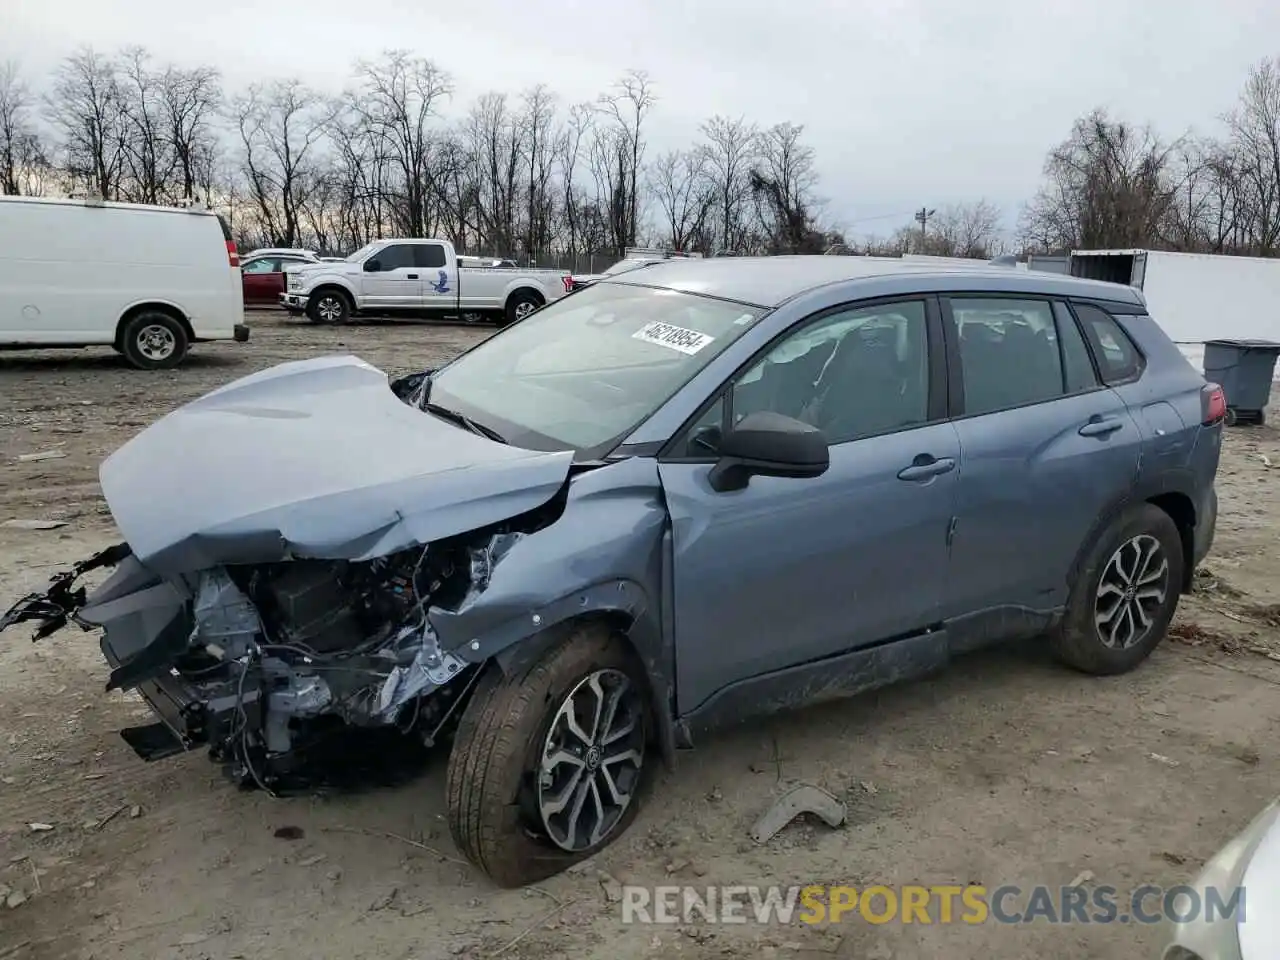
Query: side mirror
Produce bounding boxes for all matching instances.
[363,259,381,273]
[707,411,829,492]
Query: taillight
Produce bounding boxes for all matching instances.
[1201,382,1226,425]
[562,275,574,293]
[226,240,240,268]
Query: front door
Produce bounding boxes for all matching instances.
[657,298,959,715]
[359,243,423,308]
[941,295,1142,619]
[241,257,282,304]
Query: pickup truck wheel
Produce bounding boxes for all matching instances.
[1049,503,1184,675]
[120,312,189,370]
[503,291,542,327]
[307,290,351,325]
[446,622,652,887]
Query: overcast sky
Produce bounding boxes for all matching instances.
[4,0,1278,237]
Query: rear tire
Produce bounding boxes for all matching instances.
[119,312,189,370]
[307,289,352,325]
[502,290,542,327]
[446,622,652,887]
[1049,503,1184,675]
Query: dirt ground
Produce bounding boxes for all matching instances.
[1,312,1279,960]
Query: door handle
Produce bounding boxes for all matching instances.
[897,455,956,482]
[1079,416,1124,437]
[407,273,419,279]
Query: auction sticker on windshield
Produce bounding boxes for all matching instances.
[633,321,715,356]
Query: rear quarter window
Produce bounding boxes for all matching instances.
[1072,303,1144,384]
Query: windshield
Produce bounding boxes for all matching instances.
[345,242,380,262]
[426,282,765,454]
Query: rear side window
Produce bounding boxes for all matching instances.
[1072,303,1144,384]
[414,244,447,269]
[1053,302,1099,393]
[949,298,1067,416]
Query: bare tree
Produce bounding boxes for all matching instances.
[519,84,559,259]
[929,199,1004,258]
[233,79,332,246]
[1226,57,1280,255]
[46,47,127,199]
[0,61,49,196]
[466,92,521,254]
[700,115,758,253]
[161,63,221,202]
[649,149,712,251]
[749,121,822,253]
[594,70,655,254]
[348,51,452,237]
[116,47,173,203]
[1019,108,1180,252]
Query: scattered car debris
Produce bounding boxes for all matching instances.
[750,783,847,844]
[1148,752,1181,767]
[368,887,399,912]
[5,889,28,909]
[1067,870,1095,888]
[94,805,128,830]
[26,822,54,833]
[129,805,142,818]
[2,519,67,531]
[598,871,623,903]
[15,450,67,463]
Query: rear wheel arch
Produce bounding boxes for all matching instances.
[115,302,193,350]
[1068,477,1199,597]
[502,287,545,326]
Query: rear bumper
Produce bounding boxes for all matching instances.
[1194,485,1218,568]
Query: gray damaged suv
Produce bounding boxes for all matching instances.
[2,257,1223,887]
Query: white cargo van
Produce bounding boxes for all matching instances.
[0,196,249,369]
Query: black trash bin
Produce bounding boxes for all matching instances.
[1202,339,1280,426]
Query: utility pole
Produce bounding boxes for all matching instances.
[914,206,935,246]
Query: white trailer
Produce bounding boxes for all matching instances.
[1064,249,1280,346]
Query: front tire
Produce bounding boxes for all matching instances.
[1050,503,1184,675]
[119,312,189,370]
[307,289,352,325]
[446,623,651,887]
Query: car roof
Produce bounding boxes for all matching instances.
[608,255,1144,309]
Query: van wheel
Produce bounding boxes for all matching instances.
[308,290,351,324]
[503,291,542,327]
[120,312,189,370]
[1050,503,1184,675]
[446,623,652,887]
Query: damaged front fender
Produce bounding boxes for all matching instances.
[427,457,678,765]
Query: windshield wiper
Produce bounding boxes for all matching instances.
[425,402,506,444]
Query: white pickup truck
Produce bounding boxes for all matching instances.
[280,238,573,326]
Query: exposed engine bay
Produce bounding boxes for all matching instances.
[1,521,537,794]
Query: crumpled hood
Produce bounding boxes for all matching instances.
[99,355,575,572]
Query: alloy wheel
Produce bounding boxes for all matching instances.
[536,668,645,852]
[1094,534,1169,650]
[514,300,537,321]
[316,296,344,322]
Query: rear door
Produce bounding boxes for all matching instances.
[414,243,457,310]
[359,243,423,308]
[941,295,1142,628]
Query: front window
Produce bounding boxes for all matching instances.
[345,242,380,263]
[426,283,766,453]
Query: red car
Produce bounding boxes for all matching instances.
[241,253,317,305]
